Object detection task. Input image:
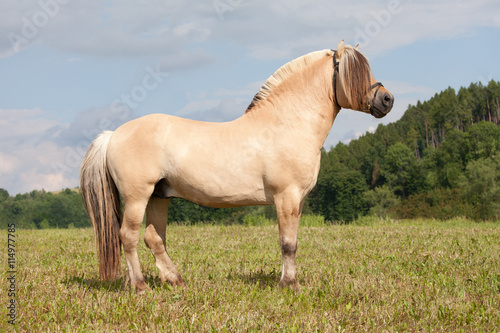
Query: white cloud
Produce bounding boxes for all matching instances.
[17,141,73,192]
[22,171,67,195]
[352,0,500,55]
[0,109,73,194]
[51,105,135,146]
[0,0,215,60]
[1,0,498,63]
[0,105,136,194]
[0,108,62,143]
[0,152,19,174]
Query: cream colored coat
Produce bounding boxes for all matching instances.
[80,41,394,293]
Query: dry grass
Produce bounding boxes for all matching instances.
[2,218,500,332]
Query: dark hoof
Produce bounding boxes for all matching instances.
[278,279,301,291]
[165,274,185,288]
[135,281,150,295]
[171,278,186,288]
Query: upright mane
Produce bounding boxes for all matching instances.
[246,49,334,112]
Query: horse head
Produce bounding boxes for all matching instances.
[333,40,394,118]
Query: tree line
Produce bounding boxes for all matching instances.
[0,188,247,229]
[1,80,499,229]
[308,80,500,221]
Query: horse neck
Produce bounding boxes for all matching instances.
[246,57,339,148]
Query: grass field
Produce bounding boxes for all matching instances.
[2,218,500,332]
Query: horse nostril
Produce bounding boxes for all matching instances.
[382,94,393,107]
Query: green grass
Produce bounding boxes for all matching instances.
[2,218,500,332]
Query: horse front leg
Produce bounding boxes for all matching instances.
[274,191,304,290]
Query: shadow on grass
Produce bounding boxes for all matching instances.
[228,269,280,289]
[62,274,164,292]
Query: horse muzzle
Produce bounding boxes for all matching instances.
[370,90,394,119]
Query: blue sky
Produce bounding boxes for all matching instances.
[1,0,499,194]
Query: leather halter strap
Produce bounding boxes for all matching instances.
[368,82,383,115]
[333,51,340,109]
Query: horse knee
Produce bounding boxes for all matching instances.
[120,227,139,251]
[144,225,165,254]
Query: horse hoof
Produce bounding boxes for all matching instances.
[278,279,301,291]
[174,279,186,288]
[135,281,150,295]
[163,273,186,288]
[167,277,185,288]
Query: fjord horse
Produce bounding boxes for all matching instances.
[80,41,394,293]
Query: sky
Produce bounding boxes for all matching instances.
[1,0,500,195]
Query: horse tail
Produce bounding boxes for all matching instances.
[80,130,122,280]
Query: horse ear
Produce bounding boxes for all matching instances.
[337,40,345,58]
[354,44,359,51]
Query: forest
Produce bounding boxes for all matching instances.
[308,80,500,221]
[1,80,499,229]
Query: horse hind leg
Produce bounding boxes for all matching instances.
[144,196,185,287]
[120,195,151,294]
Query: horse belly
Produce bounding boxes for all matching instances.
[165,173,271,208]
[161,153,271,208]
